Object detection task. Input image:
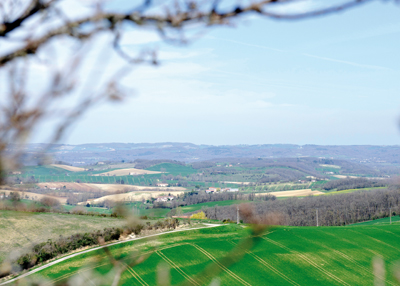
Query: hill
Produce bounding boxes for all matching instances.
[8,223,400,285]
[16,144,400,175]
[0,210,126,263]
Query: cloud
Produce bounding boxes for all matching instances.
[208,36,285,53]
[302,53,391,70]
[120,29,161,45]
[264,0,323,14]
[209,35,392,71]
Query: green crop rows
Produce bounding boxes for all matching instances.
[18,223,400,285]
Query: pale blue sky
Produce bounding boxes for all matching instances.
[38,1,400,145]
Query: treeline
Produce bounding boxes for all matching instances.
[259,168,307,183]
[325,159,380,177]
[202,187,400,226]
[191,157,393,178]
[4,218,180,277]
[154,191,276,209]
[0,192,64,213]
[321,178,387,191]
[1,192,116,218]
[209,157,323,177]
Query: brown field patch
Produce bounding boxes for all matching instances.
[88,190,185,203]
[92,168,161,176]
[51,164,85,172]
[256,189,324,197]
[36,182,186,193]
[2,190,67,203]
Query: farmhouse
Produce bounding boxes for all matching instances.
[156,183,169,187]
[206,187,218,193]
[156,196,175,202]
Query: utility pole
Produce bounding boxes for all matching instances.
[237,206,240,224]
[316,209,319,227]
[390,207,392,225]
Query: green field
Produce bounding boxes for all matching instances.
[10,223,400,285]
[179,200,251,214]
[147,163,197,176]
[63,204,112,214]
[323,187,386,195]
[352,216,400,226]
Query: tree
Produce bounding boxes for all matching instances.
[190,211,207,219]
[9,191,20,201]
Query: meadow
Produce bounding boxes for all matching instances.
[0,210,126,263]
[10,223,400,285]
[352,216,400,226]
[323,187,386,195]
[178,200,250,214]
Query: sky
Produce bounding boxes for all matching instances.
[5,0,400,146]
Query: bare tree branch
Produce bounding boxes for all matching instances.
[0,0,55,37]
[0,0,380,66]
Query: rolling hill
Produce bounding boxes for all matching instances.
[6,223,400,285]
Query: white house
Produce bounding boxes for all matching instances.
[156,196,175,202]
[156,183,169,187]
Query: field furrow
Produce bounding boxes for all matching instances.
[190,243,252,286]
[262,236,350,286]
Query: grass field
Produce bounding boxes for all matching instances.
[147,163,197,176]
[63,204,112,214]
[11,223,400,285]
[179,200,251,214]
[0,210,126,263]
[140,208,171,218]
[323,187,386,195]
[352,216,400,226]
[63,203,170,217]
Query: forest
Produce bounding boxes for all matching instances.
[321,177,388,191]
[201,187,400,226]
[153,191,276,209]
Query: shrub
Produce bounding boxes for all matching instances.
[190,211,207,219]
[40,197,60,207]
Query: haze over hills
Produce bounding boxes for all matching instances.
[19,143,400,167]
